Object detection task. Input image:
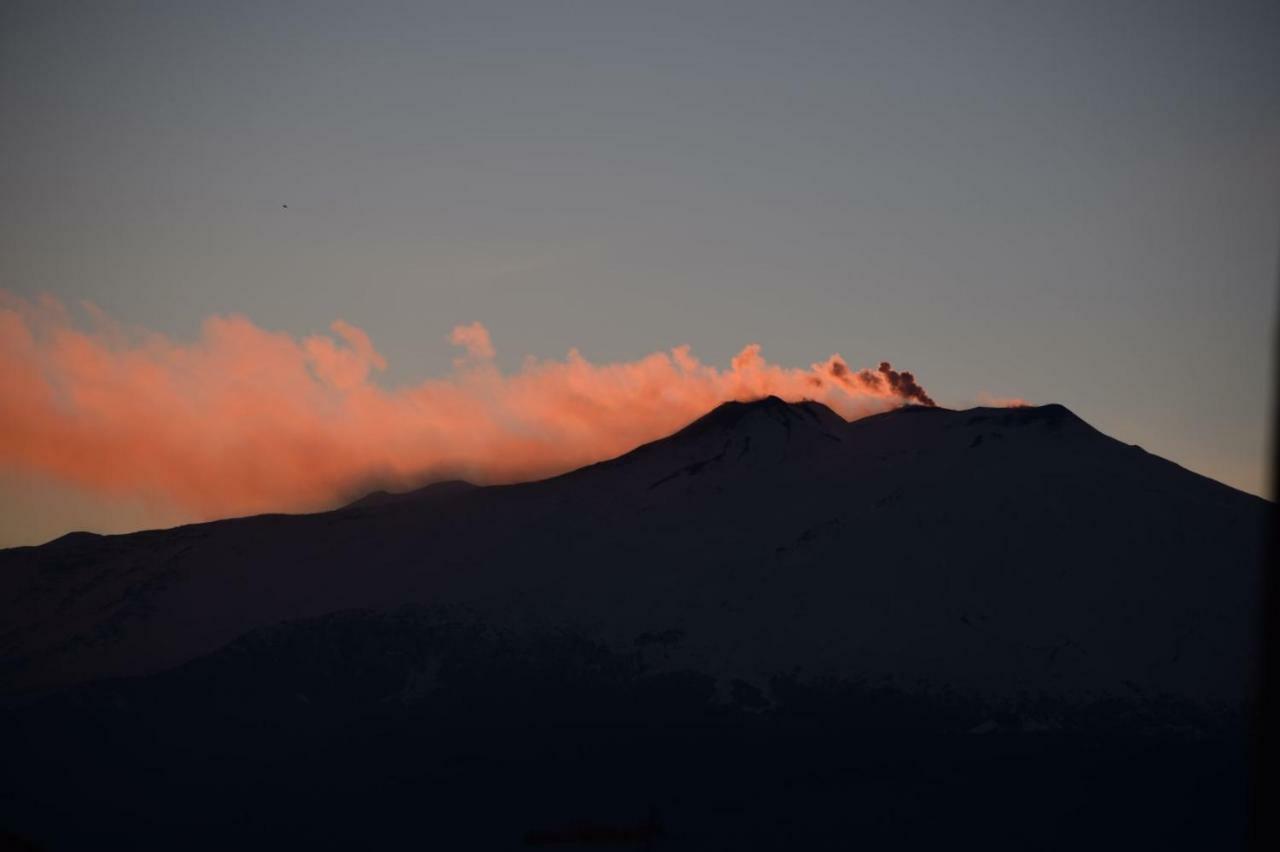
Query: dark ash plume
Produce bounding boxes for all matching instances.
[827,358,935,407]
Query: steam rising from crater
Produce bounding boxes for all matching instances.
[1,292,937,522]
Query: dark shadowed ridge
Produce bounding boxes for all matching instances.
[0,394,1267,700]
[671,394,850,438]
[0,395,1270,850]
[341,479,478,510]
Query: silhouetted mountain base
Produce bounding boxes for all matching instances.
[0,399,1266,848]
[0,608,1248,850]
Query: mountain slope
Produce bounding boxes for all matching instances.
[0,398,1269,850]
[0,397,1267,707]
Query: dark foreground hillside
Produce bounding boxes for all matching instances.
[0,607,1250,850]
[0,399,1268,849]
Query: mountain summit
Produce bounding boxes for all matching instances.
[0,397,1268,849]
[0,397,1264,703]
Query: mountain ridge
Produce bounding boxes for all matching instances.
[6,398,1260,548]
[0,396,1268,706]
[0,395,1267,849]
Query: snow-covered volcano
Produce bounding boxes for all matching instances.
[0,397,1267,708]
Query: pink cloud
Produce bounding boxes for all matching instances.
[0,292,937,524]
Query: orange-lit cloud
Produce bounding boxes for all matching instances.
[0,292,936,523]
[448,321,495,362]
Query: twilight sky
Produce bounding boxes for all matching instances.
[1,0,1277,547]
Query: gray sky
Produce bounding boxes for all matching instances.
[1,0,1277,545]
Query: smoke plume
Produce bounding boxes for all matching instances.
[1,293,936,522]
